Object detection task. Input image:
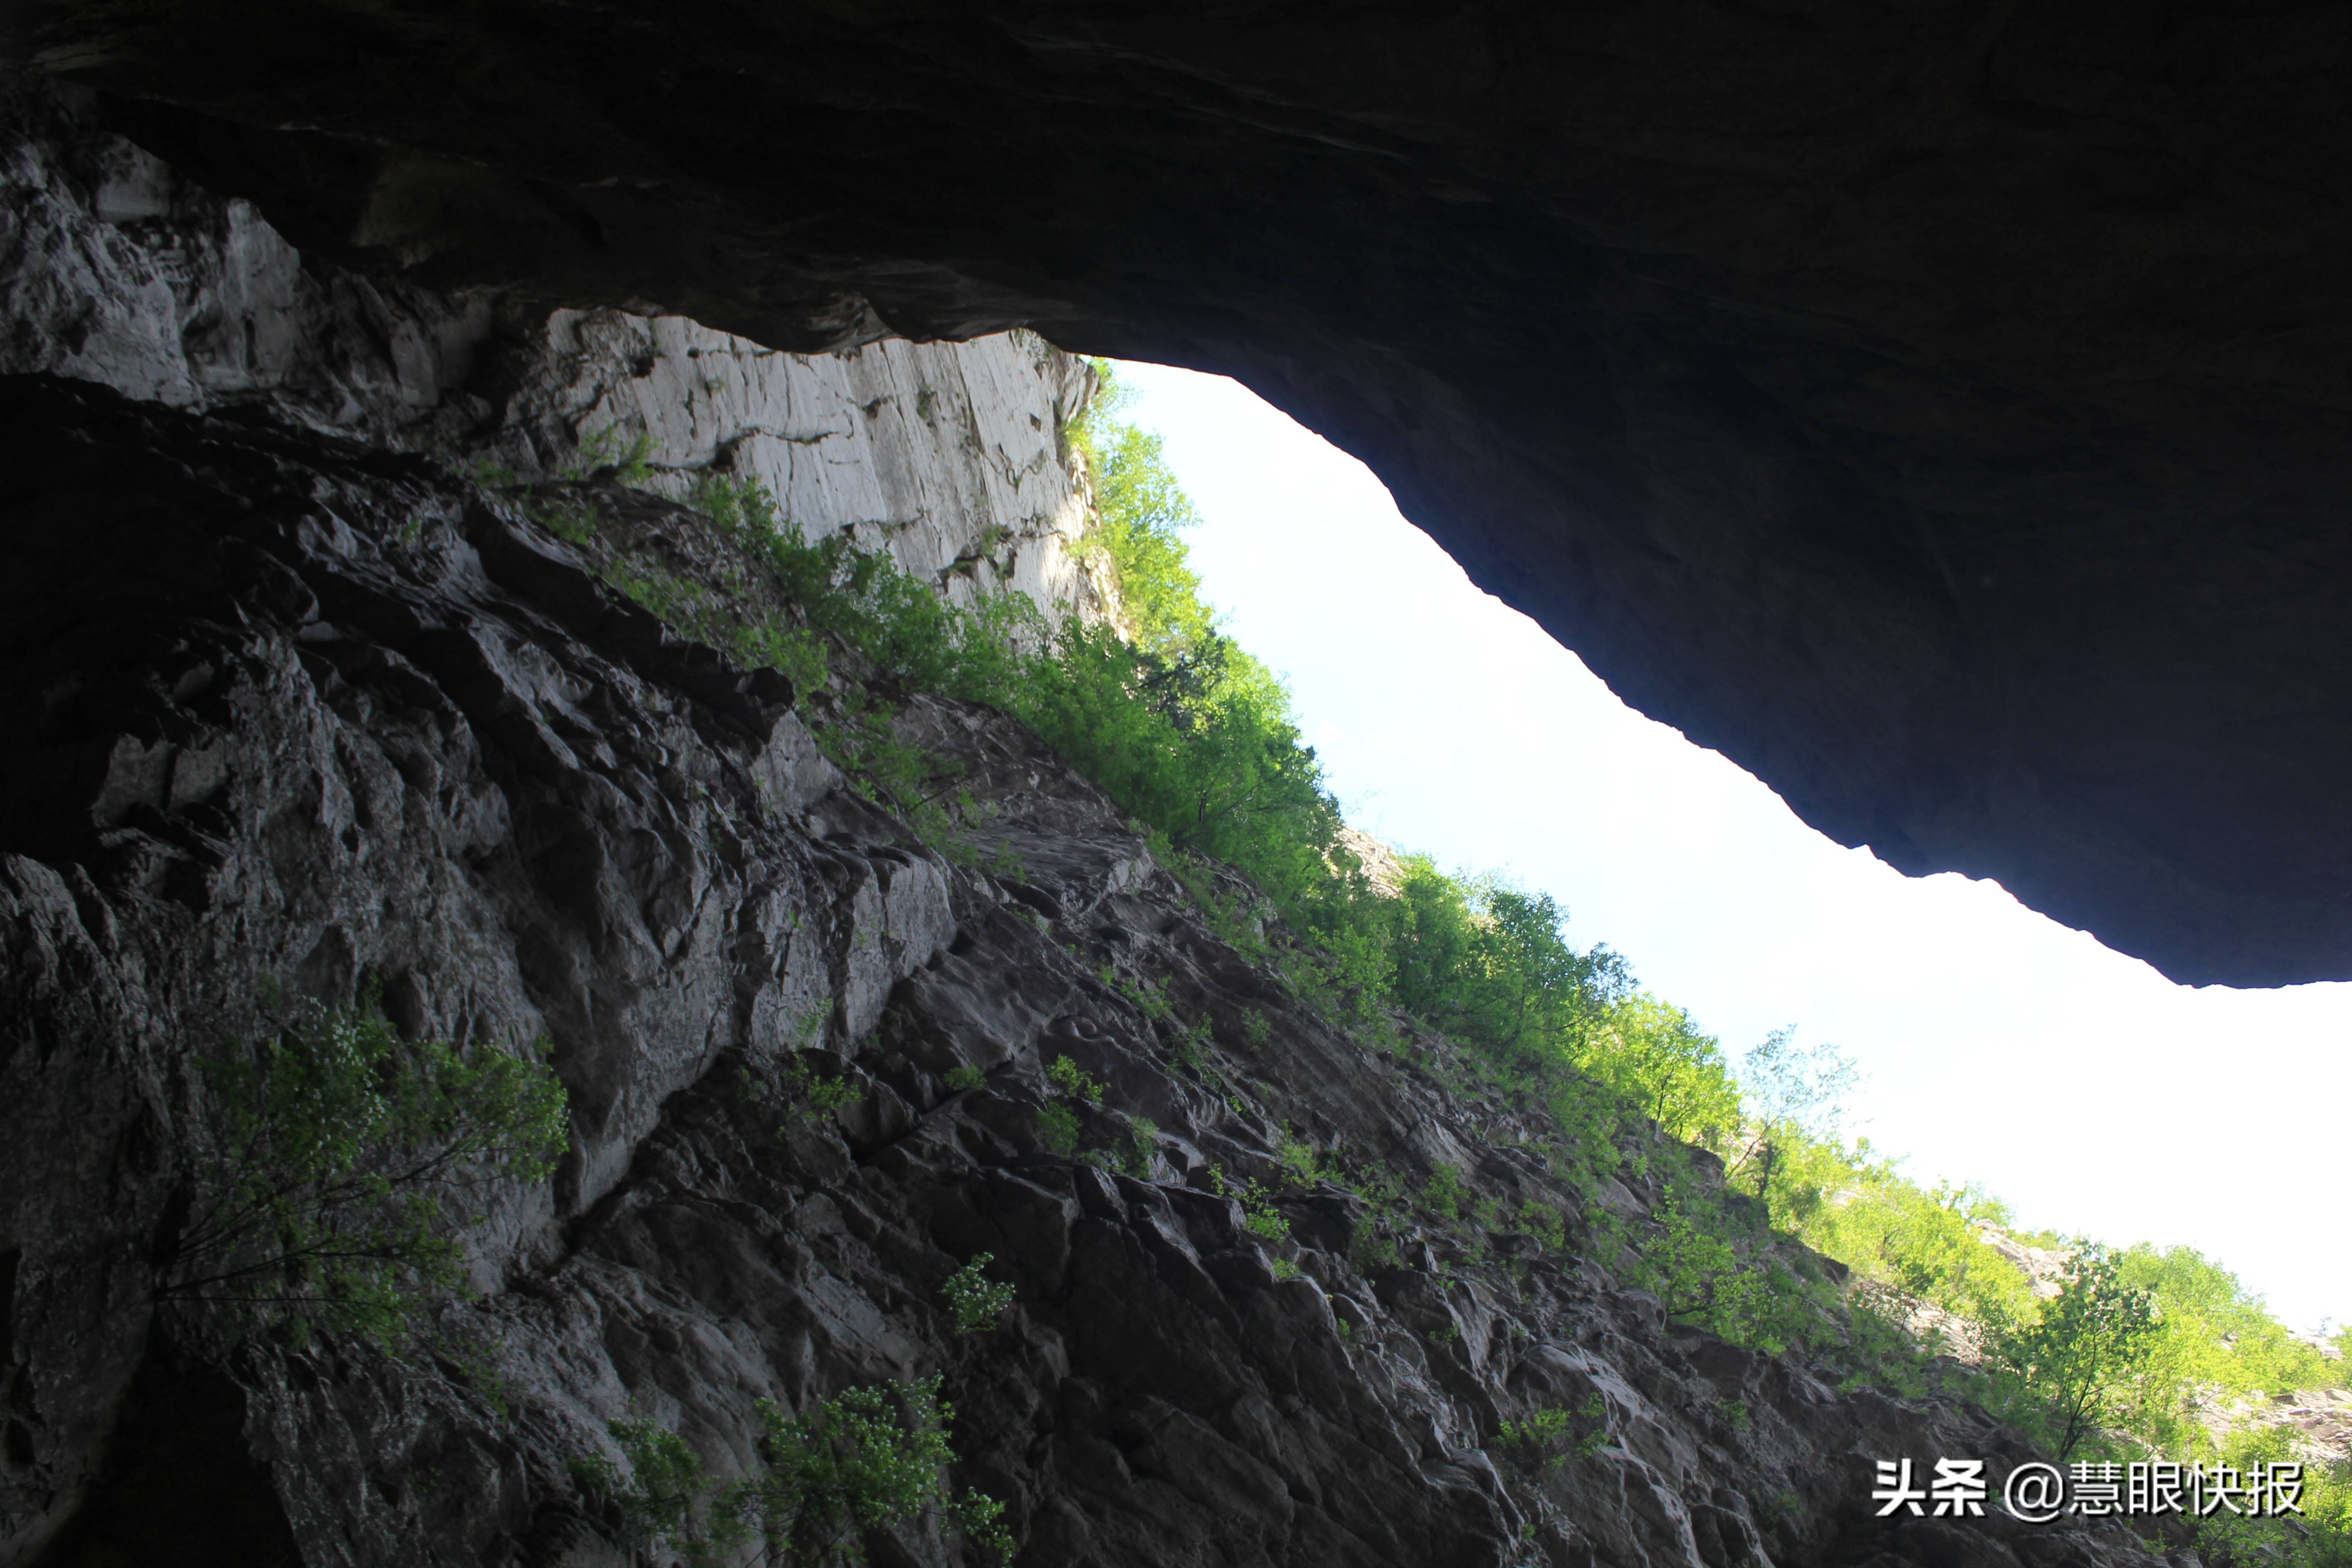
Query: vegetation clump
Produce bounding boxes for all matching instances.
[779,1055,864,1126]
[1991,1243,2160,1460]
[1496,1395,1610,1468]
[941,1254,1015,1334]
[573,1376,1014,1566]
[169,983,568,1346]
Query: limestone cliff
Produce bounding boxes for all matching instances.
[0,74,1103,624]
[0,78,2172,1568]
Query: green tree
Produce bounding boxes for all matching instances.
[1731,1027,1857,1218]
[170,992,568,1343]
[1637,1188,1804,1353]
[1068,363,1212,653]
[1995,1242,2161,1459]
[1575,994,1741,1147]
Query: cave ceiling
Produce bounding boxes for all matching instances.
[19,0,2352,985]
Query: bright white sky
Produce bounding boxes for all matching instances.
[1112,359,2352,1333]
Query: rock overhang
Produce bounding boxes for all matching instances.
[21,0,2352,985]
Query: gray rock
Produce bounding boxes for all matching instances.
[0,71,1106,632]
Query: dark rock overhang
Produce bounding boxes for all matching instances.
[20,0,2352,985]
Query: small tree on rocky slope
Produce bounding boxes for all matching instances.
[1994,1242,2161,1460]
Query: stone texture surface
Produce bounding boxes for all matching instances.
[0,72,493,445]
[25,3,2352,982]
[0,74,1102,621]
[0,374,2177,1568]
[479,309,1102,619]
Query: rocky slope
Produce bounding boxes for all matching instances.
[0,371,2178,1568]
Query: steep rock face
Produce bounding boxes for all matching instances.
[480,309,1101,619]
[20,5,2352,983]
[0,375,2173,1568]
[0,75,1102,620]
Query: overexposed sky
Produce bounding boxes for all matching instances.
[1112,360,2352,1333]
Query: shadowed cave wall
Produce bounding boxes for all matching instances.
[17,0,2352,984]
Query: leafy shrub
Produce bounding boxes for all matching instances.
[1495,1394,1608,1468]
[1047,1056,1105,1104]
[942,1063,986,1093]
[1423,1164,1465,1221]
[1098,964,1177,1021]
[1634,1191,1807,1354]
[573,1378,1015,1567]
[1520,1203,1567,1252]
[741,1375,967,1563]
[571,1416,731,1564]
[1202,1161,1293,1243]
[1124,1115,1160,1178]
[1275,1136,1319,1185]
[941,1254,1016,1334]
[1036,1102,1083,1156]
[1171,1019,1212,1075]
[777,1054,863,1126]
[1496,1407,1573,1450]
[564,423,658,484]
[170,990,568,1344]
[955,1488,1018,1566]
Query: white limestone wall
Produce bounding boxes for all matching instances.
[505,309,1103,618]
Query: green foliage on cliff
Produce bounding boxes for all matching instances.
[1056,368,2352,1566]
[1993,1242,2162,1460]
[171,987,568,1345]
[572,1416,722,1563]
[572,1377,1014,1566]
[1790,1161,2036,1327]
[942,1254,1015,1334]
[1069,372,1212,654]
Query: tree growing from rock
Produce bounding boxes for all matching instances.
[1996,1242,2161,1460]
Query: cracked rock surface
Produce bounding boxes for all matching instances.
[0,375,2175,1568]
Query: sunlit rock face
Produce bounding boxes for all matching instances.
[28,1,2352,984]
